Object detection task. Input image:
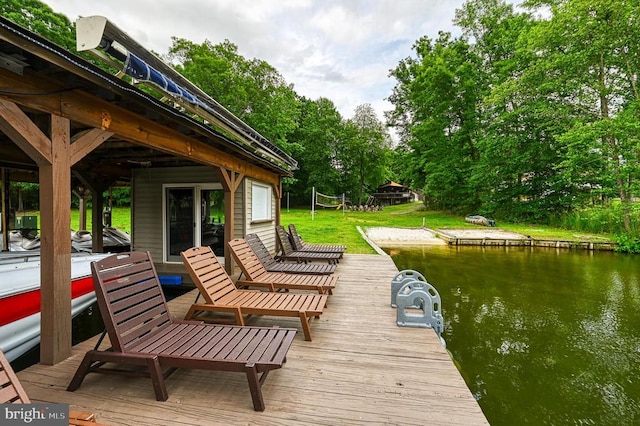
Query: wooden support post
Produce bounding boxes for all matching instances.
[273,180,282,227]
[1,168,8,251]
[72,188,88,231]
[0,99,74,364]
[92,189,104,253]
[39,115,72,365]
[79,194,87,231]
[218,167,243,273]
[73,171,109,254]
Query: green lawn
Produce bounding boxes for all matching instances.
[17,208,132,234]
[281,203,615,254]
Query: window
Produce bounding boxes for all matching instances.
[251,183,272,222]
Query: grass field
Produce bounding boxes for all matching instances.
[16,208,132,234]
[18,203,613,254]
[281,203,614,254]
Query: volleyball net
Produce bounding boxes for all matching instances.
[315,190,343,208]
[311,187,346,219]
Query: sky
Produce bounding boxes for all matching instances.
[42,0,479,122]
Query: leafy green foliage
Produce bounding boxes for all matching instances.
[614,234,640,254]
[388,32,483,213]
[0,0,75,50]
[284,97,344,205]
[167,38,301,154]
[388,0,640,235]
[340,104,393,205]
[549,201,640,236]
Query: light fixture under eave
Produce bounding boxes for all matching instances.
[75,16,297,171]
[0,52,28,75]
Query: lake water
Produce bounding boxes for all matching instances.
[387,245,640,426]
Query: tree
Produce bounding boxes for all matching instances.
[1,0,75,50]
[285,97,344,205]
[523,0,640,230]
[167,38,301,153]
[339,104,392,205]
[455,0,571,221]
[388,32,483,212]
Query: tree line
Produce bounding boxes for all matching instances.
[388,0,640,235]
[3,0,639,239]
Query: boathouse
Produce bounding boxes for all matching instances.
[0,16,296,364]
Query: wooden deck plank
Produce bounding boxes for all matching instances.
[16,254,488,425]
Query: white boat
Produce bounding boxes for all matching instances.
[0,252,109,361]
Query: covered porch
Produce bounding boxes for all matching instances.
[0,16,295,364]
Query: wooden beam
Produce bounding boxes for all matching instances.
[39,114,72,365]
[1,168,8,251]
[273,179,282,226]
[72,187,91,231]
[218,167,244,273]
[0,68,284,185]
[91,191,104,253]
[73,171,109,253]
[0,98,52,165]
[70,128,114,166]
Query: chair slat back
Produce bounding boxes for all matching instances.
[0,350,30,404]
[287,224,305,250]
[244,233,277,268]
[91,251,172,353]
[227,238,269,281]
[181,246,238,304]
[275,225,296,255]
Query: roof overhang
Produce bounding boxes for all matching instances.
[75,16,297,172]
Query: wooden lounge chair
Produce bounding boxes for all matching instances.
[228,237,338,295]
[288,223,346,254]
[67,251,296,411]
[181,246,327,341]
[245,233,337,275]
[0,349,106,425]
[275,225,342,264]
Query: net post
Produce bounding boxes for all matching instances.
[343,193,345,216]
[311,186,315,221]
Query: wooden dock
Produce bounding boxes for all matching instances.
[16,254,488,425]
[436,229,618,251]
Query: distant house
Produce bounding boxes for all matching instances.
[371,182,419,206]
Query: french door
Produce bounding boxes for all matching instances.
[164,184,224,262]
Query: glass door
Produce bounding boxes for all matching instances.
[200,188,225,256]
[165,187,194,262]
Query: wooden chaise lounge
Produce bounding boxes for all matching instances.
[67,251,296,411]
[181,246,328,341]
[275,225,342,264]
[228,237,338,294]
[288,223,346,254]
[0,350,107,425]
[245,233,336,275]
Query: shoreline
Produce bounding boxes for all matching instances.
[363,226,618,251]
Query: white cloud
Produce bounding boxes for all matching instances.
[43,0,476,122]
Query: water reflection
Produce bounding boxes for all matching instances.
[388,245,640,426]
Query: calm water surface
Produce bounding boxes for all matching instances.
[388,245,640,426]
